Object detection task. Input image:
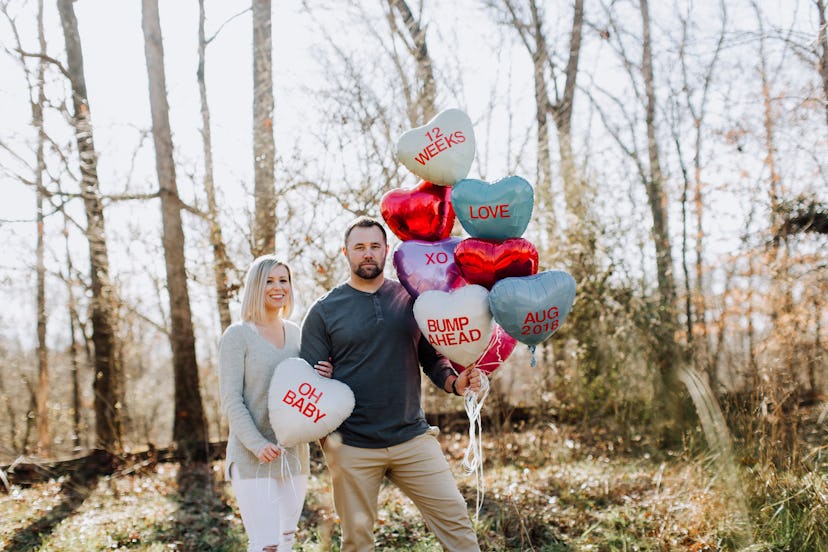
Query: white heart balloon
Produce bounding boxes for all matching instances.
[413,284,494,368]
[268,357,355,447]
[395,108,476,186]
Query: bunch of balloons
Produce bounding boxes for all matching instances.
[382,108,576,375]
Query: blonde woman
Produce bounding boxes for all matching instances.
[219,255,333,552]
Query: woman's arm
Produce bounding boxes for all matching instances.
[218,326,271,456]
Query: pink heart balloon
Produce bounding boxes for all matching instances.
[451,323,517,375]
[393,238,469,298]
[380,181,455,242]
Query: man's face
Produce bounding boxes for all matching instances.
[344,225,387,280]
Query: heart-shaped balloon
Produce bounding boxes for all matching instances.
[454,237,539,290]
[452,176,534,240]
[413,285,494,369]
[488,271,576,347]
[395,108,476,186]
[380,181,455,242]
[451,323,517,375]
[268,357,355,447]
[393,237,468,298]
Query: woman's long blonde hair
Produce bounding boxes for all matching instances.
[240,255,294,323]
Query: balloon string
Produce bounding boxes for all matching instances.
[461,372,490,521]
[255,447,300,505]
[274,446,302,505]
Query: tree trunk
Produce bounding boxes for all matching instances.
[755,4,798,467]
[495,0,584,381]
[141,0,209,464]
[57,0,123,453]
[63,215,90,451]
[811,292,822,394]
[198,0,233,332]
[680,2,726,392]
[65,241,83,451]
[252,0,277,257]
[640,0,685,438]
[34,0,49,457]
[817,0,828,127]
[526,3,557,253]
[549,0,586,229]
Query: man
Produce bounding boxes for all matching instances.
[300,216,482,552]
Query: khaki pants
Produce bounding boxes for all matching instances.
[323,432,480,552]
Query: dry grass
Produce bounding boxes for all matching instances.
[1,415,825,551]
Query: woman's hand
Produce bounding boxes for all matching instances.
[256,442,282,463]
[315,359,334,378]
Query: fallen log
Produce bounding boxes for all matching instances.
[0,441,227,490]
[1,405,541,489]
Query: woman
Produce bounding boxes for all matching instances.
[219,255,333,552]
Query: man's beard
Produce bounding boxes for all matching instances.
[355,261,383,279]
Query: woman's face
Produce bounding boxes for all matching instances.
[264,264,291,314]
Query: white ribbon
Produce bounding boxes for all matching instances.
[461,372,490,520]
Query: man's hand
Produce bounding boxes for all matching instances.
[455,367,482,395]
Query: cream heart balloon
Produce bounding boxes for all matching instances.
[395,108,476,186]
[413,284,494,369]
[268,357,355,447]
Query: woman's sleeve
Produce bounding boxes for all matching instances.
[219,326,270,455]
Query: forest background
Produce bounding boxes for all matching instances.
[0,0,826,550]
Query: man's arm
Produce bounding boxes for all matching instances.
[417,334,457,392]
[418,334,484,396]
[300,302,332,368]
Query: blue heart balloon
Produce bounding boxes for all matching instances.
[452,176,534,240]
[488,271,576,347]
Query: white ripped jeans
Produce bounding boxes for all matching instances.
[230,464,308,551]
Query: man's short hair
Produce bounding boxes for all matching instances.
[344,216,388,246]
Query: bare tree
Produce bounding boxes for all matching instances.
[638,1,684,415]
[815,0,828,126]
[294,1,450,294]
[63,215,85,451]
[57,0,123,454]
[197,0,237,331]
[752,0,802,467]
[493,0,588,243]
[386,0,437,124]
[669,1,728,391]
[486,0,560,246]
[31,0,49,457]
[141,0,208,463]
[252,0,277,257]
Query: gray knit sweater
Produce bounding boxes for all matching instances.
[219,320,310,479]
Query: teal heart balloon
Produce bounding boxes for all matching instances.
[451,176,534,240]
[488,271,576,347]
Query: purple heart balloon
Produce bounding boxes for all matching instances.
[393,238,468,298]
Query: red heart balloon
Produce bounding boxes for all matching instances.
[380,181,455,242]
[454,237,539,290]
